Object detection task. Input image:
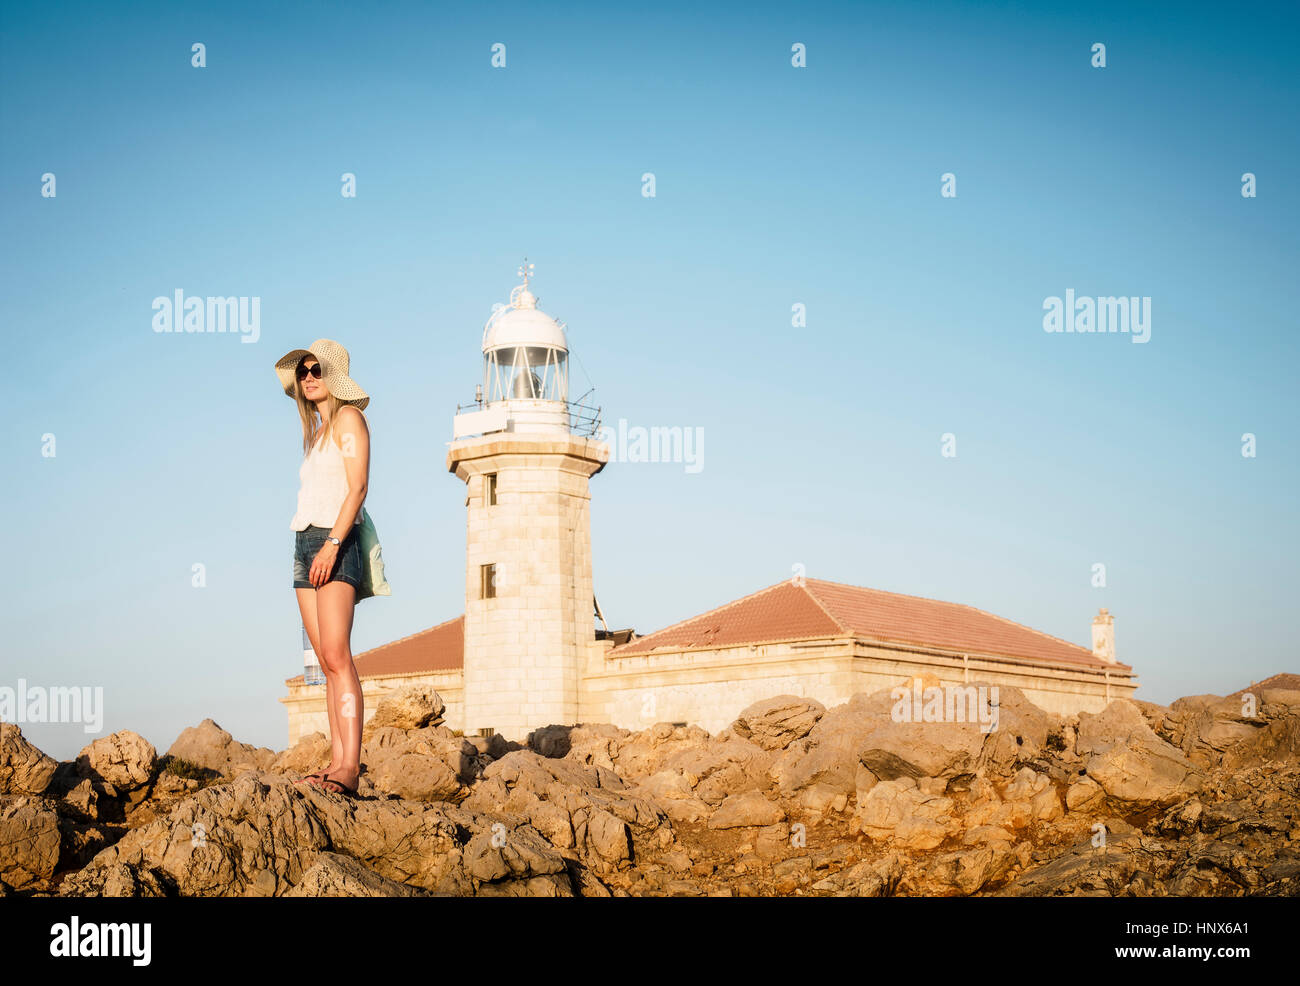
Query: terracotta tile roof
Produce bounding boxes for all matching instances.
[285,614,463,684]
[1229,673,1300,697]
[610,578,1128,671]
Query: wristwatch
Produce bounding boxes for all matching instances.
[325,535,341,546]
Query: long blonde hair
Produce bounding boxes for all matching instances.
[290,366,360,456]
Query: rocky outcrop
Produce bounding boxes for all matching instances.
[74,731,157,803]
[56,770,574,898]
[2,677,1296,898]
[1142,690,1300,771]
[0,796,61,889]
[0,723,57,795]
[165,719,276,777]
[362,686,445,736]
[285,851,439,897]
[1076,701,1205,806]
[731,695,825,751]
[460,748,669,876]
[364,726,482,802]
[708,790,785,829]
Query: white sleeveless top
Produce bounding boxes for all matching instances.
[290,428,362,531]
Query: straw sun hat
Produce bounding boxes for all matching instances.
[273,338,369,410]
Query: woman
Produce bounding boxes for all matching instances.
[273,338,371,798]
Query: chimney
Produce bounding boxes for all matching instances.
[1092,608,1115,663]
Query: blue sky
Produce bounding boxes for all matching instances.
[2,0,1296,759]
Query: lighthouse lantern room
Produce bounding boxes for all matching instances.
[453,261,592,439]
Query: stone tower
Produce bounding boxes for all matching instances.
[446,264,608,739]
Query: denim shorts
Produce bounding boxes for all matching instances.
[293,524,364,591]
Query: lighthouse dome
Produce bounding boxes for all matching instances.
[482,286,568,354]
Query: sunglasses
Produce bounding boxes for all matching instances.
[296,362,322,381]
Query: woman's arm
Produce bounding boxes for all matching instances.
[328,405,370,536]
[308,405,370,586]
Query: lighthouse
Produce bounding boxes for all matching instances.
[447,263,609,740]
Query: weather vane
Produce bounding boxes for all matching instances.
[517,258,534,288]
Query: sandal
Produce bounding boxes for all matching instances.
[296,769,332,785]
[318,772,360,798]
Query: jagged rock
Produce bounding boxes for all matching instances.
[363,686,445,735]
[771,856,813,893]
[754,822,792,860]
[58,771,326,897]
[475,873,576,897]
[994,832,1143,896]
[1066,776,1104,811]
[601,722,713,780]
[797,782,849,814]
[365,727,480,801]
[661,849,693,872]
[894,816,949,850]
[20,678,1297,899]
[1157,797,1204,835]
[770,690,896,796]
[623,770,712,823]
[851,776,957,846]
[75,730,157,794]
[974,683,1056,769]
[1221,709,1300,771]
[530,723,628,767]
[152,772,203,800]
[659,797,712,824]
[731,695,826,751]
[1160,695,1264,767]
[811,852,904,896]
[860,719,986,780]
[61,778,100,820]
[1001,767,1051,802]
[460,748,666,874]
[853,778,914,834]
[0,723,57,795]
[907,844,1018,895]
[1031,787,1063,822]
[0,796,61,889]
[165,719,277,777]
[370,750,464,801]
[963,825,1016,845]
[553,724,628,770]
[461,822,568,882]
[55,816,112,870]
[707,790,785,829]
[285,851,435,897]
[58,770,577,897]
[653,734,775,807]
[1077,701,1205,806]
[270,731,331,776]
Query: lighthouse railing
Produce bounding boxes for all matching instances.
[453,397,602,438]
[567,399,602,437]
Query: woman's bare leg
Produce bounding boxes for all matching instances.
[313,579,362,790]
[295,587,342,775]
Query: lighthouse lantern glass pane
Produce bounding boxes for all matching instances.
[488,346,566,401]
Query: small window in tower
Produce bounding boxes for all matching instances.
[484,472,497,506]
[480,563,496,599]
